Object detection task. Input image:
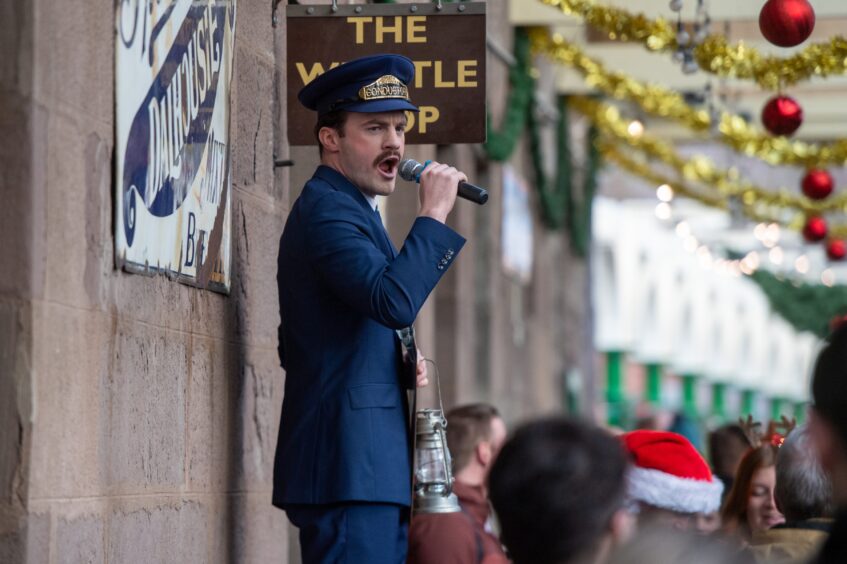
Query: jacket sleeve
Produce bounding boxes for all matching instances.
[305,190,465,329]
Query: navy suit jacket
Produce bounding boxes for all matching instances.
[273,165,465,508]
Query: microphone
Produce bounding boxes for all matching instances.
[398,159,489,205]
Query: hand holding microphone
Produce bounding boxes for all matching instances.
[399,159,489,208]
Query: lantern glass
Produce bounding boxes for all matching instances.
[415,445,448,485]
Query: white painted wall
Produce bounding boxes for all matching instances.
[592,197,818,402]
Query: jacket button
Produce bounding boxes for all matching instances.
[437,264,444,270]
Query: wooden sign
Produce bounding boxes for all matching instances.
[286,3,486,145]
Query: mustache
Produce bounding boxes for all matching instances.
[373,151,401,167]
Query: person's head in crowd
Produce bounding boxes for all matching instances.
[669,412,703,452]
[622,430,724,534]
[721,444,784,540]
[809,323,847,509]
[446,403,507,486]
[708,423,750,494]
[606,524,754,564]
[775,423,833,523]
[488,417,633,564]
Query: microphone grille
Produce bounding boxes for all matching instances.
[398,159,421,182]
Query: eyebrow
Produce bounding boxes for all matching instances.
[362,118,407,127]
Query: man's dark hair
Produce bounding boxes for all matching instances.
[708,424,749,478]
[775,424,833,522]
[446,403,500,473]
[488,417,628,564]
[812,323,847,449]
[314,110,347,156]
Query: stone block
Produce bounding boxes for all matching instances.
[0,512,49,564]
[0,2,33,96]
[107,270,238,345]
[28,303,103,500]
[103,322,187,493]
[43,111,103,309]
[228,197,283,349]
[0,93,47,300]
[188,342,281,493]
[32,0,113,122]
[108,499,206,563]
[233,45,275,197]
[236,0,275,59]
[186,337,239,491]
[222,493,288,564]
[234,349,282,490]
[56,513,105,564]
[0,300,28,502]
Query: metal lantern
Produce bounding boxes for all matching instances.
[413,408,461,514]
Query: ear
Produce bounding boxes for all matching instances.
[608,508,636,545]
[318,126,341,154]
[477,441,492,467]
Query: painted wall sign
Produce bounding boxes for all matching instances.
[115,0,236,292]
[286,2,486,145]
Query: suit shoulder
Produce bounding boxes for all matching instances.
[301,181,367,220]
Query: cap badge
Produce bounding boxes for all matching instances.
[358,75,409,102]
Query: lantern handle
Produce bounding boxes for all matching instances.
[425,359,455,494]
[424,358,446,414]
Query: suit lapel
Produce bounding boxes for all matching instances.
[314,166,397,259]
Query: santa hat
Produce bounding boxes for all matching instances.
[622,430,723,515]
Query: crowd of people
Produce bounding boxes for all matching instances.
[408,323,847,564]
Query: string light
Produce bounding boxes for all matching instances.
[822,269,836,287]
[675,221,691,238]
[684,235,699,253]
[769,247,784,266]
[628,120,645,138]
[656,184,674,202]
[795,255,810,274]
[655,202,673,220]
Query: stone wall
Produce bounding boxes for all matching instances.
[0,0,595,561]
[0,0,288,561]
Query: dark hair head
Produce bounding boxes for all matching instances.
[488,417,628,564]
[812,323,847,448]
[314,110,348,156]
[720,445,778,538]
[775,424,833,521]
[708,424,750,479]
[446,403,501,473]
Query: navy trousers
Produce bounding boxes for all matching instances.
[286,502,410,564]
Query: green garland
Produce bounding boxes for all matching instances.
[748,269,847,338]
[528,95,570,229]
[570,125,599,257]
[485,29,601,252]
[484,29,535,161]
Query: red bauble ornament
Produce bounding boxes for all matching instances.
[759,0,816,47]
[827,239,847,261]
[761,96,803,136]
[802,169,834,200]
[803,216,828,242]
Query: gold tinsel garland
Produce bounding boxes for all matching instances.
[601,140,847,239]
[538,0,847,90]
[570,96,847,218]
[599,140,799,226]
[530,28,847,169]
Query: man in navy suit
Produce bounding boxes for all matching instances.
[273,54,468,563]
